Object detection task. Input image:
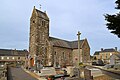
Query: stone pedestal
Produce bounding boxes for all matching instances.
[73,68,80,78]
[40,67,56,76]
[84,69,93,80]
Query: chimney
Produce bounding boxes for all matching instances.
[101,48,104,51]
[115,47,117,51]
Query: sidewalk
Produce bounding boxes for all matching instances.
[22,68,47,80]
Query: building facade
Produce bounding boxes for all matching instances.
[93,48,119,64]
[0,49,28,67]
[110,54,120,65]
[29,6,90,67]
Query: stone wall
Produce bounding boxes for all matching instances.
[82,40,90,63]
[72,49,82,66]
[53,47,73,67]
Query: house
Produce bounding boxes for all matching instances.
[29,6,90,67]
[93,47,119,64]
[0,49,28,67]
[110,54,120,65]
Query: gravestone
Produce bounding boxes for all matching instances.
[84,69,93,80]
[40,67,56,76]
[73,68,80,78]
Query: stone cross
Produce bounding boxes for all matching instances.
[77,31,81,67]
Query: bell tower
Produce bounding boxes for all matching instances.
[29,6,49,66]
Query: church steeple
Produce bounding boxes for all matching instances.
[29,6,49,66]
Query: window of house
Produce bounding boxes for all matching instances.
[1,57,4,60]
[12,57,15,60]
[110,53,112,56]
[7,57,9,59]
[100,56,102,59]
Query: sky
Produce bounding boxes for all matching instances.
[0,0,120,55]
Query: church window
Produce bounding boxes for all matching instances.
[63,52,65,60]
[12,57,15,60]
[55,52,56,55]
[106,56,107,59]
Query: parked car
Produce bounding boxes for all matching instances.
[114,64,120,70]
[92,62,97,65]
[97,59,105,66]
[104,64,114,69]
[92,60,104,66]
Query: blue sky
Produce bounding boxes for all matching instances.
[0,0,120,55]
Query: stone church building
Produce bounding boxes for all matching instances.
[29,6,90,67]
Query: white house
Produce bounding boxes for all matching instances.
[110,54,120,65]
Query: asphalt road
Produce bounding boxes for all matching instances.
[7,67,38,80]
[87,66,120,79]
[101,69,120,79]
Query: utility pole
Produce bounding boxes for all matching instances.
[77,31,81,67]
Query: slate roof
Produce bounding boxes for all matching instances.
[71,40,84,49]
[94,48,118,55]
[94,51,100,55]
[49,37,85,49]
[102,48,116,52]
[0,49,28,56]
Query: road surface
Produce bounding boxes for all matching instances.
[87,66,120,79]
[101,69,120,79]
[7,67,38,80]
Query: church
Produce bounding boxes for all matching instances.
[29,6,90,67]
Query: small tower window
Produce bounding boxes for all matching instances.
[33,20,35,23]
[55,52,56,55]
[18,57,20,60]
[42,21,45,26]
[63,52,65,60]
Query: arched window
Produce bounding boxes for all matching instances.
[63,52,65,60]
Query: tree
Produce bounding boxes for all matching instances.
[104,0,120,38]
